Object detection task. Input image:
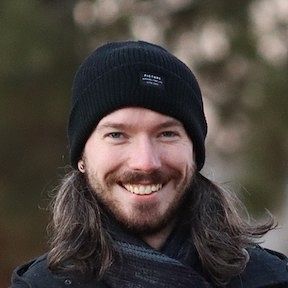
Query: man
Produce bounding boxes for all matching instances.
[11,41,288,287]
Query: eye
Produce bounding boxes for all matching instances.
[105,132,124,139]
[160,131,179,138]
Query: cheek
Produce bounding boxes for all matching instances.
[162,144,194,170]
[84,145,125,178]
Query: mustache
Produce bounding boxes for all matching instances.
[105,169,181,186]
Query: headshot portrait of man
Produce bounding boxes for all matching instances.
[11,41,288,287]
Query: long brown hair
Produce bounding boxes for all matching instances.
[47,169,275,285]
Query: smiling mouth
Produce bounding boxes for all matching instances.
[122,184,163,195]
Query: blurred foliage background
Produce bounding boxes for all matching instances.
[1,0,288,286]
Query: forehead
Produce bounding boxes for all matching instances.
[96,107,184,129]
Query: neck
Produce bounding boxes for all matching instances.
[140,222,175,250]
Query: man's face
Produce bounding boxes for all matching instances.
[80,107,195,234]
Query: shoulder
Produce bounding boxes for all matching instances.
[228,245,288,288]
[10,254,108,288]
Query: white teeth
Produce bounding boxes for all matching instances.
[123,184,163,195]
[139,186,145,193]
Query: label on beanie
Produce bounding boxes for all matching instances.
[140,72,164,89]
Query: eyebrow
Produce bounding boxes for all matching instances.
[96,119,184,131]
[156,120,184,129]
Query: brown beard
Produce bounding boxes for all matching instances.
[85,167,194,235]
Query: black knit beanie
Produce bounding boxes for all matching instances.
[68,40,207,170]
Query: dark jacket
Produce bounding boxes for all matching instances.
[11,246,288,288]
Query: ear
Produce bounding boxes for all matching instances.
[192,148,197,171]
[78,159,85,173]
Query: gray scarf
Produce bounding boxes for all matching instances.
[103,220,212,288]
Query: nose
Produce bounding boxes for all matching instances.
[128,136,161,173]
